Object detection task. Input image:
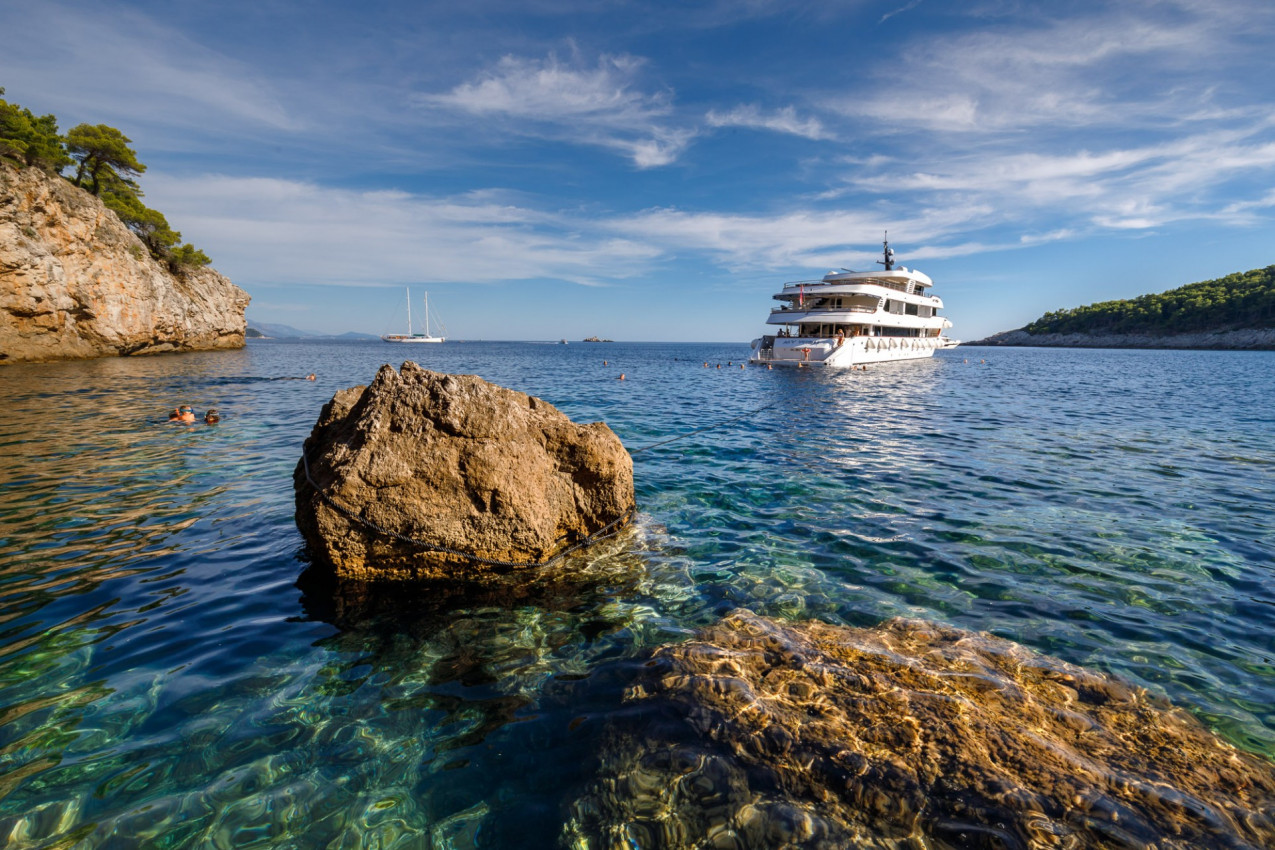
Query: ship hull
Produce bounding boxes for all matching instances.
[748,335,946,367]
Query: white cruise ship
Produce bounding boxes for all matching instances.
[748,236,953,367]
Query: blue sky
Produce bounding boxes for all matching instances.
[3,0,1273,341]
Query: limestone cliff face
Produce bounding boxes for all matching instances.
[0,163,250,364]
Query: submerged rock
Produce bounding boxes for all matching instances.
[566,610,1275,849]
[294,362,635,581]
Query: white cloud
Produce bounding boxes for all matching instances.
[880,0,924,24]
[142,174,662,288]
[705,105,828,140]
[831,1,1275,134]
[807,1,1275,240]
[610,204,999,270]
[419,53,694,167]
[0,3,300,138]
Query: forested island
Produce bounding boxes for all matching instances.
[972,265,1275,350]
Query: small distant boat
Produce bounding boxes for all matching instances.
[382,289,445,344]
[559,339,569,345]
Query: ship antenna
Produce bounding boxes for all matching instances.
[876,230,895,271]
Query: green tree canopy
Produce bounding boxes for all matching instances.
[1025,265,1275,336]
[2,90,210,269]
[102,190,181,256]
[65,123,145,195]
[0,96,71,172]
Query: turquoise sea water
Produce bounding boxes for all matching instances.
[0,341,1272,848]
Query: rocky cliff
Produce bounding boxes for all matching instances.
[0,163,249,364]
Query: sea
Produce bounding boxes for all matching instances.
[0,340,1272,848]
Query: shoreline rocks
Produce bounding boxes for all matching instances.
[567,610,1275,849]
[967,327,1275,350]
[0,163,249,364]
[294,362,635,581]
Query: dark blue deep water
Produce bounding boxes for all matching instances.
[1,341,1273,847]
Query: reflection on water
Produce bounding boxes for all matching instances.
[0,342,1272,847]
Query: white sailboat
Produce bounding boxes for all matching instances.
[382,289,445,343]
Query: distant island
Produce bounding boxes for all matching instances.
[582,336,613,342]
[971,264,1275,350]
[246,321,381,340]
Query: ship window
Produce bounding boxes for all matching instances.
[905,303,919,316]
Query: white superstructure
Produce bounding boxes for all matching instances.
[749,235,954,367]
[383,289,445,344]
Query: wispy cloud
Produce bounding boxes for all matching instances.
[880,0,923,24]
[0,3,300,140]
[420,52,694,167]
[705,104,828,140]
[143,174,662,288]
[808,0,1275,241]
[833,1,1275,134]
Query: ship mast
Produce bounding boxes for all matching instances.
[876,231,895,271]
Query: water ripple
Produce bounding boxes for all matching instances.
[0,343,1272,847]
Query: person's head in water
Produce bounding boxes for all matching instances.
[170,405,195,423]
[204,409,220,424]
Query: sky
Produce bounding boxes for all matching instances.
[2,0,1273,341]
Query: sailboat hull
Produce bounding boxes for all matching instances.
[381,335,444,343]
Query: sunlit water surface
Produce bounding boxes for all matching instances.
[0,341,1272,848]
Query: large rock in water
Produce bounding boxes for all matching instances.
[0,163,249,363]
[567,611,1275,849]
[294,362,635,581]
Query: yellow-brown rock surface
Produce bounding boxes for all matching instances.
[0,163,249,363]
[294,362,635,580]
[567,610,1275,849]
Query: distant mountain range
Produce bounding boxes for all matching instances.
[246,321,381,340]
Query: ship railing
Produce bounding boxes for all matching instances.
[770,306,876,314]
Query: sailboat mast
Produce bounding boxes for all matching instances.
[424,292,430,337]
[406,288,413,336]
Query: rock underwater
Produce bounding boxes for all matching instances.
[565,610,1275,850]
[294,362,635,581]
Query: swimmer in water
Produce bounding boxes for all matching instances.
[204,409,221,424]
[169,405,196,423]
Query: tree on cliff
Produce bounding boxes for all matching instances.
[1,90,212,270]
[0,91,71,173]
[102,186,211,272]
[65,123,146,195]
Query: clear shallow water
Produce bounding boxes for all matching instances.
[0,341,1272,847]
